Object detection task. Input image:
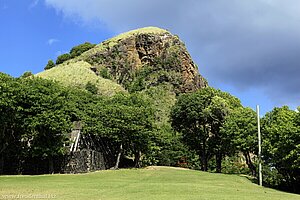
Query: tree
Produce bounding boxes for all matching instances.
[56,53,71,65]
[83,93,155,169]
[20,71,33,78]
[0,73,23,174]
[171,87,241,172]
[138,85,190,167]
[85,81,98,94]
[44,60,55,70]
[70,42,96,58]
[0,75,75,174]
[262,106,300,193]
[17,78,73,173]
[221,107,257,176]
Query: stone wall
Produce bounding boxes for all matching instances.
[0,149,107,175]
[63,149,106,173]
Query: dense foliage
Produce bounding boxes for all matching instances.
[20,71,33,78]
[0,70,299,193]
[171,87,241,172]
[85,81,98,94]
[0,73,156,173]
[0,73,73,173]
[82,93,155,168]
[261,106,300,192]
[221,107,258,176]
[56,53,71,65]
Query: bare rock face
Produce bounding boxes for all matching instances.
[84,27,207,93]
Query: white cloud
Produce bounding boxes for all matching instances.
[44,0,300,106]
[47,38,59,46]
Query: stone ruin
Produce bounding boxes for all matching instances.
[0,122,114,175]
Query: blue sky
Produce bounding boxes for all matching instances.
[1,0,299,114]
[0,0,114,76]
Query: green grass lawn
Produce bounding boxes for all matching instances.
[0,167,299,200]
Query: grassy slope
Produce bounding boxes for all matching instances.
[36,61,125,96]
[0,167,298,200]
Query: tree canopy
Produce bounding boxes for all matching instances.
[1,70,300,193]
[171,87,241,172]
[83,92,155,168]
[56,53,71,65]
[262,106,300,192]
[221,107,257,176]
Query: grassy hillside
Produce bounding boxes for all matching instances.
[0,167,298,200]
[36,61,125,96]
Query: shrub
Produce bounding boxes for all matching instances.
[20,71,33,78]
[221,155,251,174]
[44,60,55,70]
[99,68,112,79]
[85,81,98,94]
[56,53,71,65]
[70,42,96,58]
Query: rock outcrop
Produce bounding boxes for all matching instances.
[80,27,207,93]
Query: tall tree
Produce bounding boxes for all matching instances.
[83,93,155,169]
[0,73,23,174]
[17,78,73,173]
[262,106,300,193]
[221,107,257,176]
[171,87,241,172]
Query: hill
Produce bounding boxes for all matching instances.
[37,26,207,95]
[36,26,208,143]
[0,167,298,200]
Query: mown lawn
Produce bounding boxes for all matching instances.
[0,166,299,200]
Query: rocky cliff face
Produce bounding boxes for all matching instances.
[81,27,207,93]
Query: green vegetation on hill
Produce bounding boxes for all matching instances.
[37,61,125,96]
[53,42,96,65]
[0,167,299,200]
[38,26,204,97]
[70,42,96,58]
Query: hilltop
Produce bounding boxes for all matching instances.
[37,27,207,95]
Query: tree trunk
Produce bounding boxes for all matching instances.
[49,156,54,174]
[200,151,208,171]
[200,137,208,171]
[291,179,299,194]
[113,143,123,170]
[0,154,3,175]
[134,151,141,168]
[243,152,256,177]
[216,152,222,173]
